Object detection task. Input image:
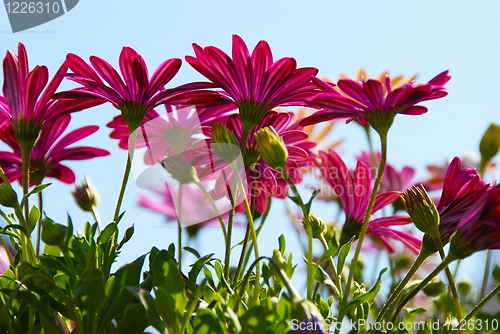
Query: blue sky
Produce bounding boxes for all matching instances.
[1,0,499,294]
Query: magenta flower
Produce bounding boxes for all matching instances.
[185,34,320,137]
[55,47,219,133]
[435,157,489,242]
[301,71,451,133]
[317,149,421,254]
[0,115,110,185]
[1,43,99,153]
[450,184,500,259]
[107,104,234,154]
[197,111,312,213]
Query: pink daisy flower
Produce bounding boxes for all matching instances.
[450,184,500,258]
[301,71,451,133]
[55,47,219,133]
[0,114,110,185]
[185,34,319,138]
[317,149,421,254]
[1,43,99,152]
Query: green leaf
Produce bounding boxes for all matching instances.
[125,287,166,334]
[314,265,341,297]
[193,309,225,334]
[337,236,355,277]
[20,183,51,207]
[348,268,388,309]
[74,268,106,331]
[316,237,340,266]
[96,254,146,334]
[28,205,40,233]
[149,250,176,287]
[188,253,215,293]
[97,223,117,245]
[117,224,134,251]
[115,302,149,334]
[239,305,267,334]
[278,234,286,254]
[183,246,201,259]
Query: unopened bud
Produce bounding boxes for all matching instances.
[162,155,197,184]
[72,177,99,212]
[457,277,473,295]
[254,126,288,171]
[423,277,446,297]
[292,300,328,334]
[0,185,18,208]
[302,213,327,239]
[480,123,500,172]
[41,218,66,249]
[211,123,240,163]
[272,249,286,270]
[401,185,440,240]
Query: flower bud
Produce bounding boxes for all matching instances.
[480,123,500,171]
[254,126,288,171]
[41,218,66,249]
[162,155,197,184]
[211,123,240,163]
[423,277,446,297]
[72,177,99,212]
[272,249,286,270]
[301,213,327,240]
[401,185,440,240]
[457,277,473,295]
[291,300,328,334]
[0,185,18,208]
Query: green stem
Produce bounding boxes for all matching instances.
[319,234,342,299]
[377,250,430,322]
[193,180,227,242]
[241,197,271,280]
[0,237,13,267]
[465,283,500,321]
[91,206,103,233]
[224,176,236,280]
[21,149,31,230]
[336,131,388,334]
[435,238,463,333]
[231,162,260,305]
[234,224,251,285]
[177,185,183,269]
[391,255,456,323]
[480,249,493,300]
[36,192,42,256]
[285,177,314,301]
[113,130,137,223]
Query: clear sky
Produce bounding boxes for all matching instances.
[1,0,499,294]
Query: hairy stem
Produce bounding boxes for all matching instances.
[336,131,388,334]
[177,185,183,269]
[465,283,500,321]
[113,130,137,223]
[36,192,43,256]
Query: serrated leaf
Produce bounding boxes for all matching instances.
[316,237,340,266]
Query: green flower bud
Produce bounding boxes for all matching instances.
[41,218,66,249]
[457,277,473,295]
[254,126,288,171]
[301,213,327,239]
[272,249,287,270]
[423,277,446,297]
[480,123,500,172]
[72,176,100,212]
[211,123,240,163]
[162,155,197,184]
[0,185,18,208]
[401,185,440,240]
